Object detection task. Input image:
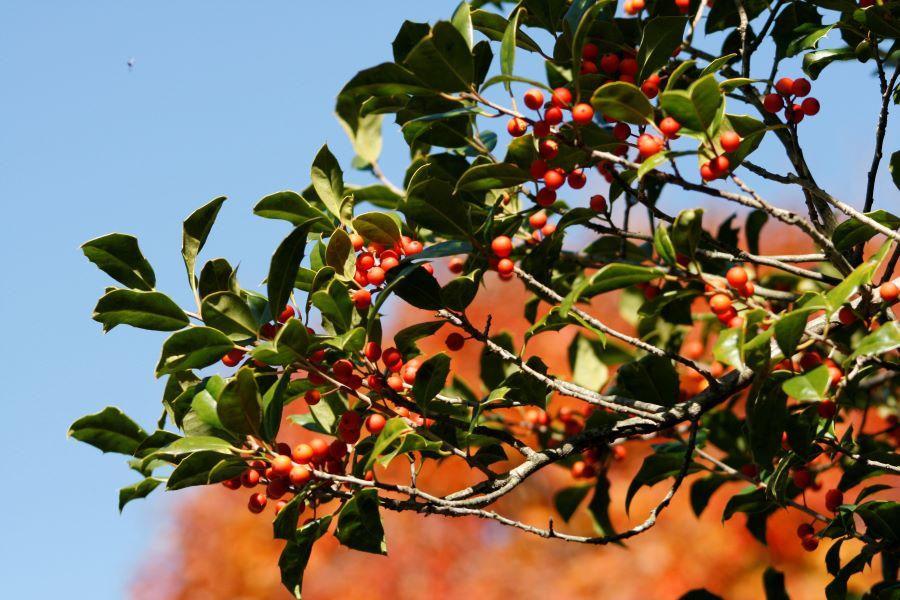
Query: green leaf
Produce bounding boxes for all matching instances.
[671,208,704,257]
[851,321,900,359]
[680,589,724,600]
[762,567,790,600]
[386,264,443,311]
[500,7,520,93]
[182,197,227,293]
[554,485,591,522]
[782,365,831,400]
[352,212,402,245]
[568,334,609,390]
[310,145,345,220]
[890,151,900,191]
[636,17,687,83]
[451,1,473,48]
[832,210,900,251]
[636,151,669,180]
[404,165,473,240]
[167,450,234,490]
[587,473,618,536]
[81,233,156,291]
[155,435,235,458]
[273,492,308,540]
[626,451,700,513]
[363,418,414,472]
[591,82,654,125]
[654,225,678,266]
[312,279,354,333]
[700,54,737,77]
[275,318,311,359]
[278,517,332,599]
[69,406,148,455]
[335,488,387,555]
[253,191,331,231]
[747,379,788,467]
[471,10,542,54]
[617,356,679,408]
[412,353,451,407]
[337,109,384,168]
[268,222,317,324]
[441,270,480,312]
[456,162,531,192]
[774,308,814,358]
[563,263,662,314]
[403,21,474,92]
[92,289,188,332]
[802,47,854,80]
[198,258,239,299]
[200,291,258,341]
[155,327,234,376]
[824,243,890,314]
[118,477,164,512]
[217,367,262,436]
[394,321,445,357]
[690,475,728,517]
[722,486,770,521]
[325,228,354,276]
[660,75,723,133]
[714,327,744,369]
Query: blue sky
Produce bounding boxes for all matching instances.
[0,1,895,598]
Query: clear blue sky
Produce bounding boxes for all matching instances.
[0,2,895,598]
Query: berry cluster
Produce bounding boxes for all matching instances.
[763,77,820,124]
[349,233,426,309]
[705,266,755,328]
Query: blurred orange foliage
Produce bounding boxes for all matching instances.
[132,221,893,600]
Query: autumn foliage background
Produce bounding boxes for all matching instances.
[131,224,894,600]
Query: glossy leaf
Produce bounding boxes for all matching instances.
[335,488,387,555]
[200,292,258,341]
[82,233,156,291]
[182,197,227,292]
[155,327,234,376]
[92,289,189,332]
[591,82,654,125]
[217,367,262,436]
[68,406,148,455]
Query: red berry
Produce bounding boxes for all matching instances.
[582,42,599,60]
[221,348,245,367]
[740,463,759,479]
[292,444,313,464]
[801,97,820,116]
[529,211,548,229]
[309,438,329,459]
[700,162,716,181]
[571,103,594,125]
[530,159,549,180]
[792,468,812,489]
[711,155,730,174]
[352,288,372,309]
[720,131,741,153]
[590,194,607,213]
[380,256,399,272]
[817,400,837,419]
[637,134,662,157]
[278,305,295,323]
[541,223,556,237]
[600,53,620,74]
[544,106,564,125]
[497,258,515,275]
[538,139,559,159]
[507,117,528,137]
[445,332,465,351]
[270,454,293,478]
[613,122,631,141]
[523,88,544,110]
[825,488,844,512]
[289,465,311,486]
[580,60,598,75]
[879,281,899,303]
[659,117,681,138]
[551,87,572,108]
[241,468,261,488]
[543,169,565,190]
[775,77,794,95]
[838,306,856,326]
[365,413,387,435]
[797,523,814,538]
[791,78,811,97]
[787,104,804,124]
[491,235,513,258]
[248,492,267,514]
[532,120,550,138]
[763,93,784,113]
[619,58,638,75]
[536,187,556,207]
[641,80,659,99]
[709,294,732,314]
[304,389,321,406]
[801,535,819,552]
[364,341,381,362]
[366,266,385,286]
[567,169,587,189]
[448,257,465,274]
[726,266,748,288]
